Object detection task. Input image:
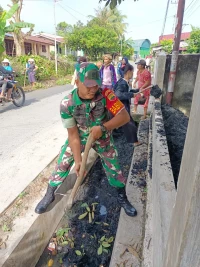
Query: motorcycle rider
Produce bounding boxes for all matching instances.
[0,61,13,102]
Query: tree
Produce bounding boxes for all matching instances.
[56,22,73,36]
[99,0,138,9]
[0,5,3,16]
[8,0,34,56]
[160,39,173,54]
[187,26,200,53]
[121,38,134,58]
[68,24,119,59]
[0,3,33,55]
[88,7,127,37]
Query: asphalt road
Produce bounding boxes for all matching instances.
[0,84,73,214]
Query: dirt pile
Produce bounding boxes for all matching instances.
[150,85,162,99]
[162,104,188,186]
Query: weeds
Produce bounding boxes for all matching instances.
[97,235,114,255]
[56,77,71,85]
[78,202,98,223]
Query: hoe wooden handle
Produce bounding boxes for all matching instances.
[67,133,94,208]
[134,85,153,95]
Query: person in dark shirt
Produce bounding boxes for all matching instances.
[118,56,129,78]
[0,65,13,101]
[114,64,141,147]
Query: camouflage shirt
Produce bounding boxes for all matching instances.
[60,88,110,144]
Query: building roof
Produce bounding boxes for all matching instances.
[159,32,190,43]
[5,33,55,45]
[131,39,151,52]
[25,36,54,45]
[34,33,64,43]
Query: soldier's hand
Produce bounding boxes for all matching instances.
[90,126,102,140]
[75,161,81,176]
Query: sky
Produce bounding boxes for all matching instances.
[2,0,200,43]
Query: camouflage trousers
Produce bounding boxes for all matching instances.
[49,136,126,188]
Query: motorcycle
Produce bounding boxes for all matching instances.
[0,72,25,107]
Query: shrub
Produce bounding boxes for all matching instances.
[6,55,75,84]
[56,77,71,85]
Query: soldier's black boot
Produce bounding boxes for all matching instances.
[35,184,57,214]
[117,187,137,217]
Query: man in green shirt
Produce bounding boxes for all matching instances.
[35,62,137,217]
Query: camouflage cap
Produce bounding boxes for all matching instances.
[77,62,101,87]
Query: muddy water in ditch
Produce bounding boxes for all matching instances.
[162,104,188,187]
[36,135,134,267]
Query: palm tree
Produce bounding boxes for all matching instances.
[88,7,127,37]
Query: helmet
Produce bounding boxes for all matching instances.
[28,58,34,62]
[2,58,10,64]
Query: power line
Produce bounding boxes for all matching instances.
[61,3,87,17]
[130,15,174,28]
[184,0,199,17]
[57,3,79,21]
[161,0,171,37]
[185,0,195,11]
[185,3,200,19]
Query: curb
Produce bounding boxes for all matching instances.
[0,149,98,267]
[109,119,150,267]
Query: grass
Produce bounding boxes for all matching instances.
[56,77,71,85]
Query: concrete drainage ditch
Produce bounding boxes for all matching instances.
[36,134,137,267]
[0,100,189,267]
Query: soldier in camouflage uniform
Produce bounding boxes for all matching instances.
[35,63,137,217]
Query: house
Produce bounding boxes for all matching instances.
[153,32,191,53]
[34,33,79,56]
[5,32,81,58]
[131,39,151,58]
[5,33,55,58]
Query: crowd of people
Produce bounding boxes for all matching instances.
[1,53,152,217]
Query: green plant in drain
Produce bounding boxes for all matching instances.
[97,236,114,255]
[78,202,98,223]
[56,226,75,248]
[75,245,85,256]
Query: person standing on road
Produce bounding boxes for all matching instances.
[99,54,117,89]
[117,56,122,80]
[35,62,137,217]
[133,59,151,120]
[26,58,38,87]
[113,64,141,147]
[145,55,152,71]
[71,56,87,88]
[96,61,102,70]
[118,57,129,78]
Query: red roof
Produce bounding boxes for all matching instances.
[25,36,54,45]
[159,32,190,43]
[34,34,64,43]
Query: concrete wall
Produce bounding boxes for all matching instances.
[162,54,200,116]
[151,100,176,267]
[163,59,200,267]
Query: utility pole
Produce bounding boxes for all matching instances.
[161,0,170,38]
[54,0,58,74]
[166,0,185,104]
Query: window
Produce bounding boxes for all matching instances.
[5,39,16,56]
[42,45,47,52]
[24,42,32,55]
